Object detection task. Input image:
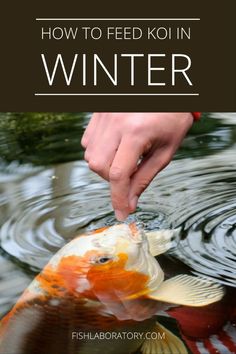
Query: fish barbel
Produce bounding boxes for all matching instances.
[0,223,224,354]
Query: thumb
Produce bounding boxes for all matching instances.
[128,149,172,212]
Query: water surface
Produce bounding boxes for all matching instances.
[0,112,235,353]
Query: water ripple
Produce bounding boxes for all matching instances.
[151,149,236,287]
[0,118,236,290]
[0,161,169,271]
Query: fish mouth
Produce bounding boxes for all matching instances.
[127,223,145,244]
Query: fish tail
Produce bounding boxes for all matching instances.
[181,336,201,354]
[217,328,236,353]
[182,323,236,354]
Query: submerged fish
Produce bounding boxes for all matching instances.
[0,223,224,354]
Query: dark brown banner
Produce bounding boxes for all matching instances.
[0,0,235,111]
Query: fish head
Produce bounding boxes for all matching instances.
[48,223,164,302]
[20,223,224,323]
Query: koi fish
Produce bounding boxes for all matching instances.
[0,223,224,354]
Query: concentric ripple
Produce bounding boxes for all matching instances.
[0,161,169,271]
[151,149,236,287]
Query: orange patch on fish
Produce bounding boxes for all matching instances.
[92,226,109,234]
[36,269,66,297]
[34,251,150,303]
[0,312,12,334]
[38,257,153,326]
[35,254,91,297]
[81,253,150,301]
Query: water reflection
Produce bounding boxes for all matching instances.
[0,112,236,353]
[156,149,236,287]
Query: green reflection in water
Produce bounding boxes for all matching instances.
[0,112,236,167]
[0,112,89,165]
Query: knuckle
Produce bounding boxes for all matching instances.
[81,135,88,149]
[128,120,143,134]
[109,167,123,181]
[88,160,104,173]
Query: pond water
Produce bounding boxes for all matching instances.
[0,112,235,354]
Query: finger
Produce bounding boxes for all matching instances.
[87,136,120,180]
[128,149,172,212]
[81,113,100,148]
[82,114,106,162]
[84,118,121,180]
[109,137,143,221]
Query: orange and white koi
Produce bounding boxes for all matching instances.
[0,223,224,354]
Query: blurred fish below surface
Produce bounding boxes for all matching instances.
[0,224,225,354]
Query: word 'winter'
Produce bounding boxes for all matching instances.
[41,53,193,87]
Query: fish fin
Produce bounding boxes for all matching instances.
[141,322,188,354]
[146,228,180,256]
[147,274,224,306]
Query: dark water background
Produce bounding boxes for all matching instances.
[0,112,236,353]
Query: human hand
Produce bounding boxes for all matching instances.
[81,113,193,221]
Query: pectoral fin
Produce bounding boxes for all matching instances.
[141,322,188,354]
[146,229,180,256]
[147,274,224,306]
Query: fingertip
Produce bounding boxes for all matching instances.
[115,210,129,222]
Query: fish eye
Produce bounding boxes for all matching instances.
[91,256,113,265]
